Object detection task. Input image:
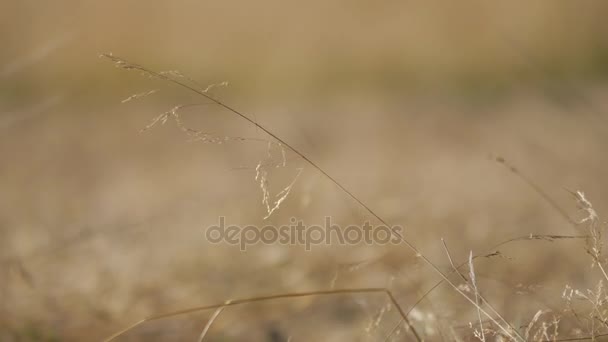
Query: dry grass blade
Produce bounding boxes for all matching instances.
[255,142,302,219]
[441,239,515,340]
[121,89,158,103]
[102,288,421,342]
[197,306,225,342]
[468,250,485,342]
[493,155,577,227]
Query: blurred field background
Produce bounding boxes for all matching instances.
[2,1,608,341]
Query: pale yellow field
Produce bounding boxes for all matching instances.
[2,1,608,341]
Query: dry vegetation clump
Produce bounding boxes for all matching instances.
[89,55,608,342]
[4,3,608,341]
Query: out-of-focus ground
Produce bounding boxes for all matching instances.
[2,1,608,341]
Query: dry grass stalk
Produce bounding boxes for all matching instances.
[102,287,421,342]
[255,142,302,219]
[102,54,530,341]
[468,250,485,342]
[495,156,608,340]
[197,306,225,342]
[440,239,516,340]
[493,155,577,227]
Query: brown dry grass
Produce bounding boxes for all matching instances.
[3,1,608,341]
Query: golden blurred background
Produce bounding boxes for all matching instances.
[2,1,608,341]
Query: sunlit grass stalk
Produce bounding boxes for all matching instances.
[102,54,524,341]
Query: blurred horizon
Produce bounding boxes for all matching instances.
[2,1,608,102]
